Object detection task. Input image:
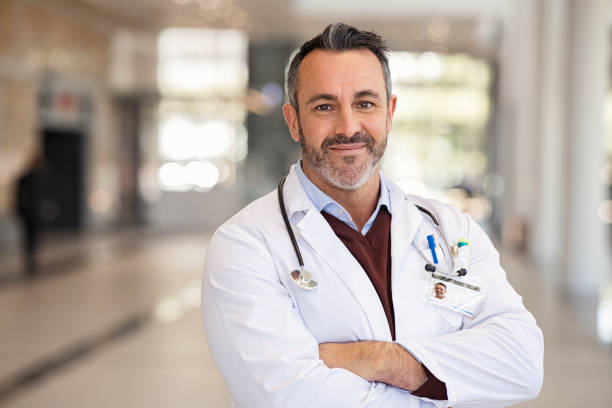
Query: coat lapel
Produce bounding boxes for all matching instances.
[282,166,392,340]
[384,176,425,287]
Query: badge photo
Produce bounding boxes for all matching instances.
[427,273,487,317]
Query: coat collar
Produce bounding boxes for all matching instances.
[281,164,314,218]
[281,165,426,340]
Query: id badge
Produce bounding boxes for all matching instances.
[426,273,486,317]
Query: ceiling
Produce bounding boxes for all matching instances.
[77,0,512,57]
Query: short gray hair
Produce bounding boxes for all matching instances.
[285,22,392,112]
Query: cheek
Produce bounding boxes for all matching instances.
[365,112,390,131]
[301,118,333,139]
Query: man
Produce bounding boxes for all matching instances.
[434,282,447,300]
[202,23,543,407]
[16,151,46,276]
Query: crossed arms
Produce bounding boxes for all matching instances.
[318,341,427,391]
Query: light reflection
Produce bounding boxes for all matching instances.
[153,281,202,324]
[597,200,612,223]
[418,52,443,82]
[154,297,184,323]
[429,136,453,164]
[154,27,248,196]
[159,116,193,161]
[186,160,220,190]
[181,284,202,308]
[158,160,221,192]
[159,116,235,161]
[231,125,248,162]
[390,52,417,82]
[159,162,187,191]
[157,28,248,96]
[390,51,444,83]
[198,121,235,158]
[597,282,612,344]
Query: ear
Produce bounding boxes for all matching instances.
[282,103,301,142]
[386,94,398,133]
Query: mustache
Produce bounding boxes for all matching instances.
[320,131,375,151]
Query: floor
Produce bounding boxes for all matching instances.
[0,229,610,407]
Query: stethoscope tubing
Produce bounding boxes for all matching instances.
[278,176,305,269]
[415,205,456,273]
[277,176,464,289]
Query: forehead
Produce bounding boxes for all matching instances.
[296,49,386,100]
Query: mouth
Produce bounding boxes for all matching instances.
[328,143,367,154]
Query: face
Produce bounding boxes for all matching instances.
[283,49,397,191]
[434,284,446,299]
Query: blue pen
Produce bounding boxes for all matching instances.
[426,234,438,264]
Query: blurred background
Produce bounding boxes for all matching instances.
[0,0,611,406]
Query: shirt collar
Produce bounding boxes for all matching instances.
[294,160,392,232]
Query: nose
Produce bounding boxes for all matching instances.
[334,106,361,137]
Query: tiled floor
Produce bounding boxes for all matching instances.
[0,230,610,407]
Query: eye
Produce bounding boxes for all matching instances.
[357,101,374,109]
[315,104,332,111]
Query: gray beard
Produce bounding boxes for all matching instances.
[298,124,387,190]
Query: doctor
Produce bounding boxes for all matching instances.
[202,22,543,408]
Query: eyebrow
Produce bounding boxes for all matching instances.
[305,90,382,106]
[305,93,336,106]
[355,90,381,100]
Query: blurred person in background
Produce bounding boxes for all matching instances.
[202,22,543,407]
[15,151,46,277]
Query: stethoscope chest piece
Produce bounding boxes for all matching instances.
[290,267,318,290]
[279,176,319,291]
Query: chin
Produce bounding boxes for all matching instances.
[321,161,378,191]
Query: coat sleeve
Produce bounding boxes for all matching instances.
[201,220,423,408]
[396,215,544,408]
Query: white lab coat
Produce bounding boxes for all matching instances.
[202,165,543,408]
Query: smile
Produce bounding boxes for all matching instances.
[328,143,367,154]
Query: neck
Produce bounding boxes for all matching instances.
[302,162,381,231]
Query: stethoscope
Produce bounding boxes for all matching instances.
[278,177,318,289]
[412,204,467,277]
[278,176,466,291]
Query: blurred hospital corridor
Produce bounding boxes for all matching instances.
[0,229,228,407]
[0,229,609,407]
[1,0,612,406]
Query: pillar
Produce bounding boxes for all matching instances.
[563,0,610,295]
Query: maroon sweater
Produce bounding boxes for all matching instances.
[322,207,448,400]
